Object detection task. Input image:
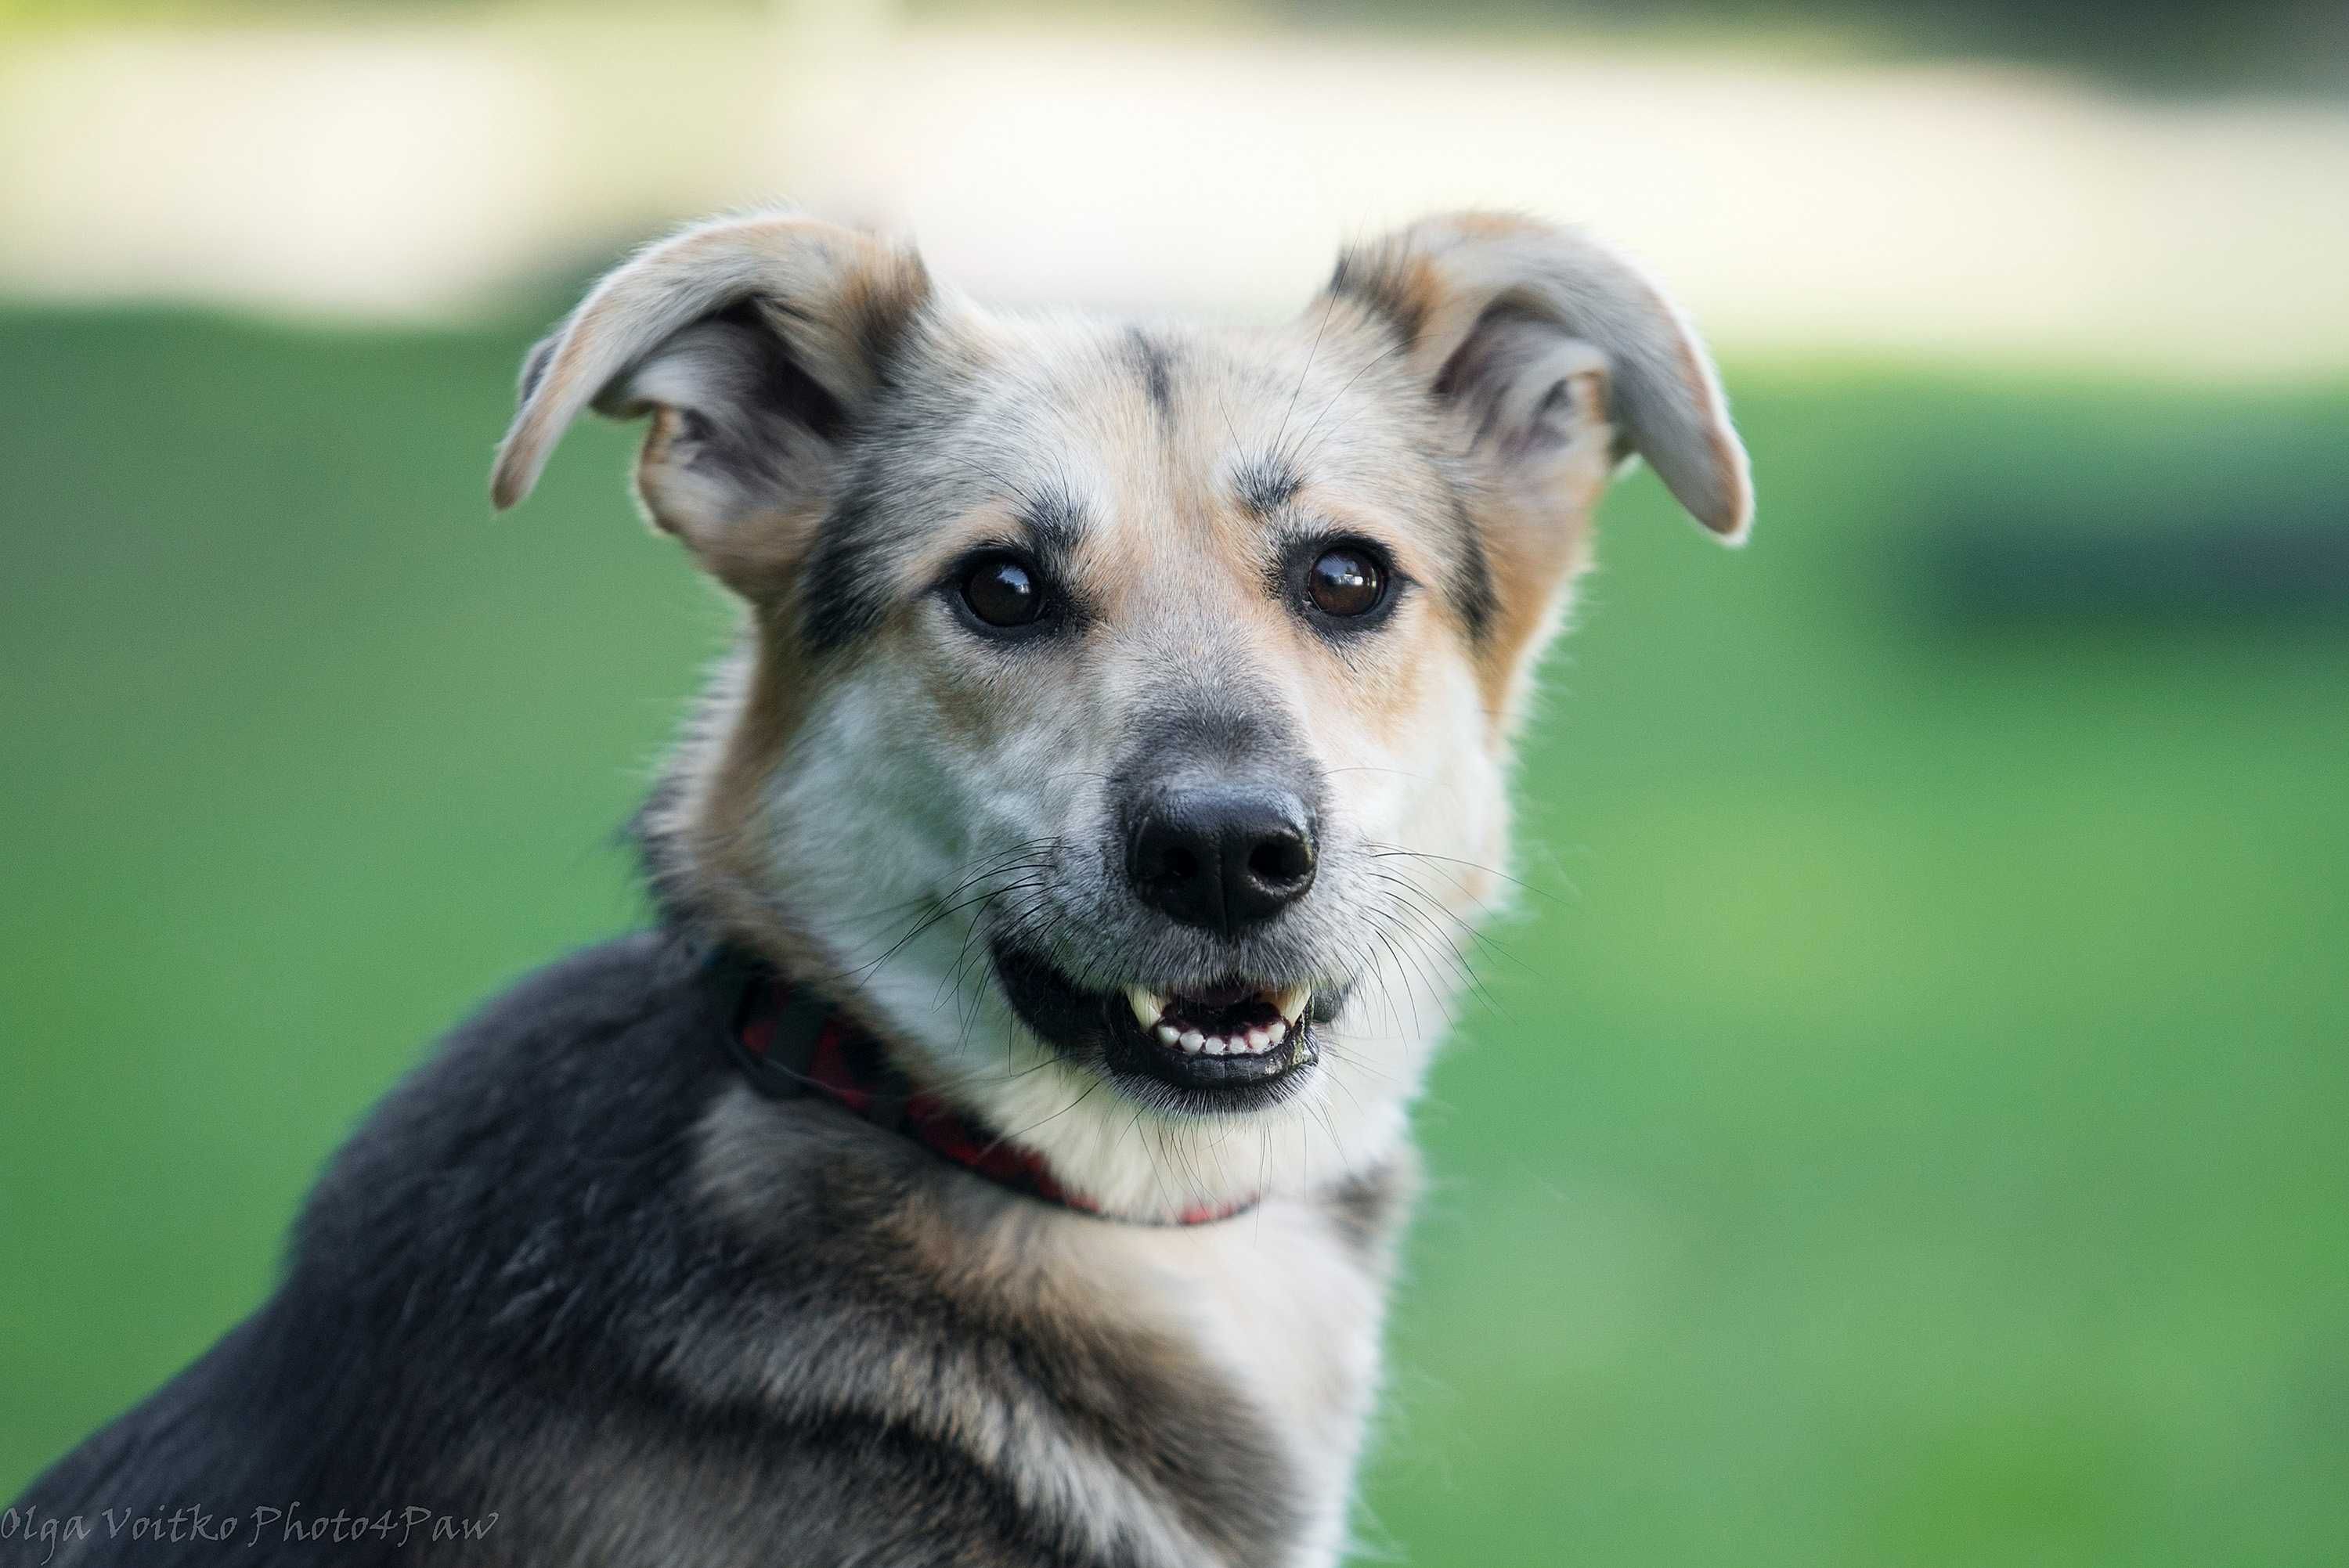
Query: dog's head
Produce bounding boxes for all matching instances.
[494,210,1748,1220]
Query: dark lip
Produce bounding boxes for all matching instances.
[989,940,1344,1113]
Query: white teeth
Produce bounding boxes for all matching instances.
[1127,986,1167,1029]
[1139,986,1311,1057]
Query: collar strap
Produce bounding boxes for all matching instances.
[704,948,1251,1227]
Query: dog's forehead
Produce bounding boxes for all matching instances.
[971,313,1434,496]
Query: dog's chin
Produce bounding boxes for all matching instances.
[989,939,1347,1116]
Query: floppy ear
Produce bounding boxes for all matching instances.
[1326,212,1752,542]
[490,210,932,597]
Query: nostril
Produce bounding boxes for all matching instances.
[1158,845,1199,885]
[1247,834,1312,889]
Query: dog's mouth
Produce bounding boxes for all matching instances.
[1120,979,1310,1059]
[990,942,1343,1111]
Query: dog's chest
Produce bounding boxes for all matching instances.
[683,1094,1406,1567]
[1082,1199,1392,1568]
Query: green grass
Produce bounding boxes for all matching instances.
[2,311,2344,1566]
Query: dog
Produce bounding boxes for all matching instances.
[9,207,1748,1566]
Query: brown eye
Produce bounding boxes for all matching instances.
[960,554,1045,628]
[1308,546,1385,618]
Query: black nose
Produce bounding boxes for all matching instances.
[1126,785,1318,936]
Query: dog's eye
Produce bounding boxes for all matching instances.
[960,553,1046,629]
[1307,546,1386,618]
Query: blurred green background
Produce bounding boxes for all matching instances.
[3,2,2347,1565]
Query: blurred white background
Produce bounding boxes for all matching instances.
[5,3,2347,373]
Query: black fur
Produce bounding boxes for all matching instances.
[793,358,989,654]
[9,934,1375,1566]
[1441,481,1498,643]
[798,478,902,652]
[9,939,738,1565]
[1234,452,1301,517]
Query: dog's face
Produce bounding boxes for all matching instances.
[495,212,1749,1220]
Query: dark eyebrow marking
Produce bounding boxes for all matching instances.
[1235,452,1301,517]
[1011,481,1087,567]
[1123,326,1175,422]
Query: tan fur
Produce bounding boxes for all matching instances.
[493,204,1750,1213]
[692,1083,1411,1567]
[1467,366,1619,726]
[489,205,1749,1565]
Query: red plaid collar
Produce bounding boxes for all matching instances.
[709,951,1252,1227]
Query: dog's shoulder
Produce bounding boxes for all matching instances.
[282,932,789,1401]
[293,931,719,1271]
[9,935,747,1562]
